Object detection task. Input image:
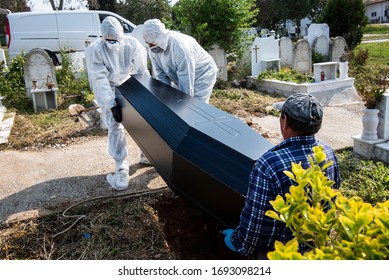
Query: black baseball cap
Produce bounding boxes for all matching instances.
[274,93,323,126]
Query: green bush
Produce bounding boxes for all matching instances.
[0,53,32,112]
[55,49,94,106]
[266,146,389,260]
[338,150,389,204]
[258,68,314,84]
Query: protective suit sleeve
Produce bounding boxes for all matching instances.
[149,53,171,86]
[85,43,116,109]
[131,41,149,76]
[175,47,196,97]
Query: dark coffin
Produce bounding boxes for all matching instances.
[116,74,274,227]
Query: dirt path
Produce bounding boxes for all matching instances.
[0,102,364,222]
[0,135,166,222]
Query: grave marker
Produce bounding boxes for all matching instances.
[293,39,312,74]
[251,37,280,76]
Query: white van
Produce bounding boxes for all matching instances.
[6,10,137,65]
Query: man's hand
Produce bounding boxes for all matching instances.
[222,229,238,252]
[111,106,122,123]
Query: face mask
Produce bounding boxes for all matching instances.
[105,40,120,51]
[150,45,164,54]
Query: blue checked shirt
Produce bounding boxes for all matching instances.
[231,135,340,256]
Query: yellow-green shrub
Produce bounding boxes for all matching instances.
[266,146,389,260]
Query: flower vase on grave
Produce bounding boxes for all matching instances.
[339,62,348,79]
[361,108,379,141]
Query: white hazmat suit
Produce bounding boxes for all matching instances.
[142,19,218,103]
[85,16,149,190]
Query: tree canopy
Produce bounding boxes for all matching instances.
[255,0,324,31]
[87,0,171,25]
[116,0,171,25]
[0,0,30,12]
[318,0,368,49]
[171,0,258,55]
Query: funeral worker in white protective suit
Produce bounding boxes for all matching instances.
[85,16,150,191]
[142,19,218,103]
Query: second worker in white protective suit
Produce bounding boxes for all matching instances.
[142,19,218,103]
[85,16,149,191]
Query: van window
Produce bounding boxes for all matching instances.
[98,14,134,34]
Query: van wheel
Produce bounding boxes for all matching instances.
[46,51,60,66]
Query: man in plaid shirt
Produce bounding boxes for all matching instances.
[223,93,341,259]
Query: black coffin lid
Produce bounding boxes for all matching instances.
[116,74,274,227]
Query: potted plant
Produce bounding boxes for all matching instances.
[355,77,386,141]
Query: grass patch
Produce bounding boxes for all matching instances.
[338,149,389,205]
[362,34,389,41]
[355,41,389,66]
[0,191,235,260]
[257,67,315,84]
[2,109,105,151]
[210,86,284,117]
[363,24,389,34]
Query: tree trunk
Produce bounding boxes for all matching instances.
[49,0,65,10]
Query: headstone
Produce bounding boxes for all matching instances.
[246,27,258,37]
[260,28,269,38]
[305,23,329,47]
[330,36,348,62]
[208,44,228,81]
[377,91,389,140]
[279,37,294,67]
[293,39,312,74]
[313,34,330,57]
[288,25,296,38]
[23,48,58,112]
[0,49,8,71]
[70,52,86,78]
[251,36,280,76]
[300,18,312,36]
[0,96,5,123]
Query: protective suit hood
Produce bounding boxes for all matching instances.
[142,19,169,50]
[101,16,124,42]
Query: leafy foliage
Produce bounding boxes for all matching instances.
[257,67,314,84]
[55,49,94,106]
[266,146,389,260]
[348,49,387,109]
[363,24,389,35]
[318,0,368,49]
[171,0,258,55]
[338,150,389,205]
[312,51,329,64]
[0,54,31,112]
[255,0,325,32]
[0,0,30,12]
[116,0,172,25]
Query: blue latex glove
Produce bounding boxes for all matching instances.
[222,229,238,252]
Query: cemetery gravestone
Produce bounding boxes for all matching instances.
[305,23,329,48]
[251,37,280,77]
[279,37,294,67]
[330,36,348,62]
[23,48,58,112]
[293,39,312,74]
[313,34,330,57]
[208,44,228,81]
